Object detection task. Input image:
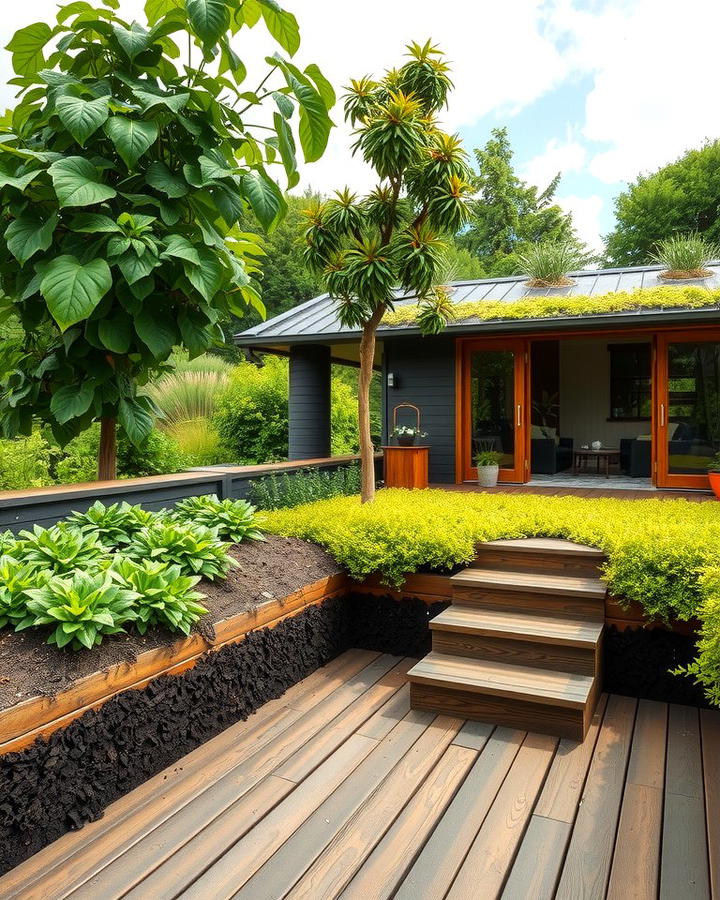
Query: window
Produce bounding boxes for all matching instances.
[608,343,651,420]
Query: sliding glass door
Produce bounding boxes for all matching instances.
[460,339,528,482]
[657,332,720,489]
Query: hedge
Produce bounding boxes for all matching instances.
[382,284,720,328]
[262,488,720,704]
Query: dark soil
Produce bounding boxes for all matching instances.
[0,535,341,712]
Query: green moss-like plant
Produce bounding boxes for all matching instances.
[382,285,720,328]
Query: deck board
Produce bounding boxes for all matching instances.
[0,650,717,900]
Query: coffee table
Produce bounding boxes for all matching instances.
[571,448,621,478]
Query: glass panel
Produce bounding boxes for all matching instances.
[667,342,720,474]
[470,350,515,470]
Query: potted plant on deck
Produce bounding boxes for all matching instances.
[475,447,503,486]
[392,425,428,447]
[707,453,720,499]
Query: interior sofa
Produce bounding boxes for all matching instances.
[531,436,574,475]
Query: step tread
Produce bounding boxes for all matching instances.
[430,606,603,647]
[451,567,606,598]
[406,652,594,709]
[478,538,605,559]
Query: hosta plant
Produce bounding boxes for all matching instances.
[0,0,334,479]
[16,523,105,574]
[19,570,137,650]
[173,495,265,543]
[109,557,208,636]
[67,500,157,548]
[0,555,48,629]
[125,522,236,580]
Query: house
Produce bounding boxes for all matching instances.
[236,262,720,491]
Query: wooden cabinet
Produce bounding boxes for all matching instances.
[383,445,429,489]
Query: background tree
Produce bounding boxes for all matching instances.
[0,0,333,479]
[604,141,720,266]
[303,41,473,502]
[456,127,579,276]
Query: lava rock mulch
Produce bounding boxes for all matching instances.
[0,595,351,875]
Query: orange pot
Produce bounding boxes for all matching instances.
[709,471,720,499]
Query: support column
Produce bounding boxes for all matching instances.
[288,344,331,460]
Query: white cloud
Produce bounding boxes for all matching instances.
[556,193,605,253]
[520,136,587,192]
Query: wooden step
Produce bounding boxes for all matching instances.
[407,653,597,741]
[429,606,602,675]
[451,568,606,621]
[472,538,605,577]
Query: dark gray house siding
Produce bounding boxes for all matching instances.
[383,335,456,483]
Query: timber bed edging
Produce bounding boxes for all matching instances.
[0,566,696,757]
[0,572,349,755]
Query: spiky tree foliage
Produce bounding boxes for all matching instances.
[0,0,334,480]
[303,41,472,502]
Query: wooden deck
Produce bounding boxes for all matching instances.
[1,649,718,900]
[435,482,714,501]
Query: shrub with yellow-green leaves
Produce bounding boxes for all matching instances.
[382,285,720,328]
[262,488,720,703]
[261,488,720,620]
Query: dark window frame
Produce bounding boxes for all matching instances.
[607,342,652,422]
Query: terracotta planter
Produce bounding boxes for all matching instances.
[709,471,720,499]
[477,464,499,487]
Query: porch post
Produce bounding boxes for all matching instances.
[288,344,331,460]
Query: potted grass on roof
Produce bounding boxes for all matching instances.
[652,233,719,281]
[517,239,592,289]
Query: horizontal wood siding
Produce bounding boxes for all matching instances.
[384,336,456,483]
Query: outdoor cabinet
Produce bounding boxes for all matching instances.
[382,445,429,489]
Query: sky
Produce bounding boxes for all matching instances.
[2,0,720,252]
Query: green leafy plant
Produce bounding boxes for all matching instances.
[0,555,48,629]
[383,284,720,328]
[15,523,106,574]
[517,239,591,287]
[173,495,265,543]
[248,463,363,510]
[0,0,334,480]
[0,431,55,489]
[303,41,473,501]
[475,449,502,467]
[66,500,157,547]
[125,521,236,580]
[19,569,137,649]
[652,233,719,279]
[108,557,207,636]
[390,425,428,438]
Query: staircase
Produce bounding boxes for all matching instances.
[407,538,606,741]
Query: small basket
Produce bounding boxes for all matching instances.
[393,403,421,446]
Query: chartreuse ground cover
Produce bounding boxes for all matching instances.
[262,488,720,705]
[382,285,720,328]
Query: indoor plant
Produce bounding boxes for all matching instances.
[475,447,503,486]
[391,425,428,447]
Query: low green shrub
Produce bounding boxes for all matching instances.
[125,522,237,581]
[249,464,362,510]
[67,501,156,548]
[16,524,106,575]
[0,432,55,490]
[108,558,208,636]
[19,570,138,650]
[383,284,720,328]
[675,567,720,706]
[173,496,265,543]
[0,556,48,629]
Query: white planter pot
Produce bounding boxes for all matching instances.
[477,464,499,487]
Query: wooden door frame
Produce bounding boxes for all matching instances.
[455,337,530,483]
[656,329,720,490]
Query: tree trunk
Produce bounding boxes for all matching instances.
[98,417,117,481]
[358,309,384,503]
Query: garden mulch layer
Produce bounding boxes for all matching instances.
[0,535,341,712]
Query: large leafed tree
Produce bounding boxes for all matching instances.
[303,42,473,502]
[0,0,333,479]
